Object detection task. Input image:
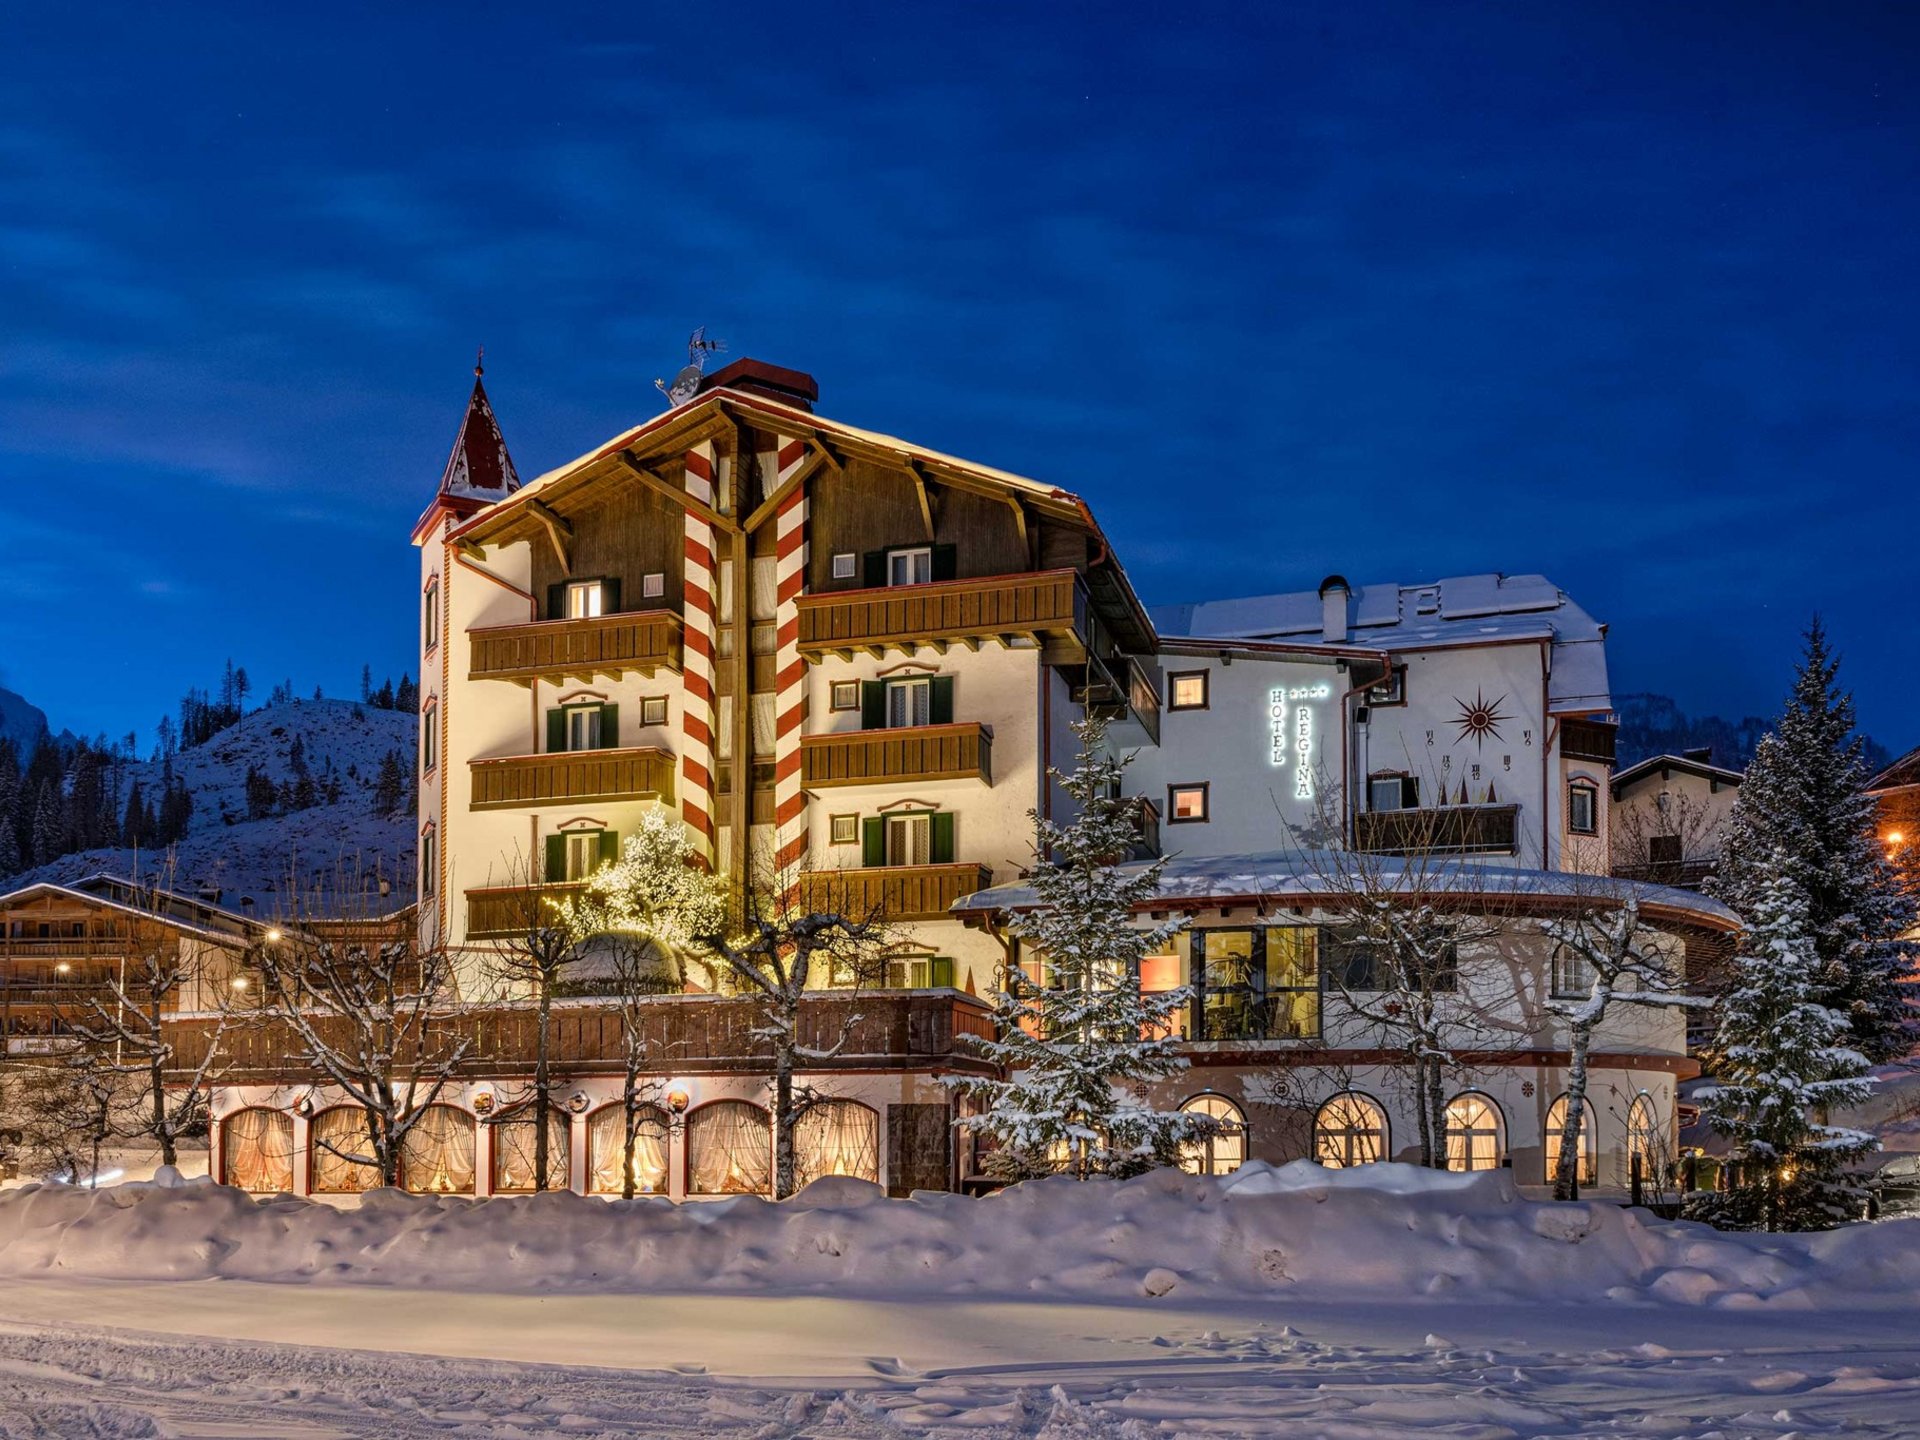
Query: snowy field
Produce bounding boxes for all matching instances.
[5,1165,1920,1437]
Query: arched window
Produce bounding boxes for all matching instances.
[1177,1093,1247,1176]
[1314,1092,1389,1168]
[400,1105,476,1194]
[1626,1094,1663,1184]
[587,1104,671,1195]
[794,1101,880,1187]
[1444,1093,1504,1172]
[490,1111,570,1193]
[1543,1094,1597,1186]
[686,1101,771,1196]
[310,1106,379,1194]
[221,1108,294,1193]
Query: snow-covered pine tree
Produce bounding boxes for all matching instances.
[1713,620,1918,1063]
[948,718,1201,1181]
[1690,864,1877,1231]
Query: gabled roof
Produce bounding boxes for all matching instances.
[1612,752,1745,798]
[1153,573,1611,715]
[411,359,521,543]
[0,879,261,948]
[1868,744,1920,795]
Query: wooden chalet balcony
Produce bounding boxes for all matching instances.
[463,882,586,940]
[468,610,681,685]
[801,723,992,788]
[1077,652,1161,746]
[469,748,675,811]
[162,991,999,1083]
[1612,858,1718,891]
[797,570,1087,660]
[0,936,135,959]
[797,863,993,922]
[1560,717,1618,764]
[1353,803,1521,856]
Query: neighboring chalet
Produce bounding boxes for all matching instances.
[1610,748,1744,890]
[1867,745,1920,901]
[200,354,1738,1203]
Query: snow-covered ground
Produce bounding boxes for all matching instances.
[4,1164,1920,1436]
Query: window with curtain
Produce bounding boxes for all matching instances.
[1314,1092,1389,1168]
[793,1101,879,1187]
[1177,1094,1247,1176]
[588,1105,672,1195]
[1626,1094,1663,1185]
[490,1113,571,1193]
[221,1108,294,1192]
[686,1101,771,1195]
[1544,1094,1597,1186]
[311,1106,379,1194]
[400,1105,476,1194]
[1444,1093,1504,1172]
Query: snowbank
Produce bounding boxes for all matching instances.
[4,1161,1916,1308]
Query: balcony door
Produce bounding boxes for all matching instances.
[861,675,953,730]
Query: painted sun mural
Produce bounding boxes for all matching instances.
[1450,688,1511,748]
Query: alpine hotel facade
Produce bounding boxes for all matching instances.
[208,357,1738,1202]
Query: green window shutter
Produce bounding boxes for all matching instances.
[599,704,619,749]
[860,681,887,731]
[601,576,621,613]
[931,544,958,582]
[929,956,955,989]
[547,584,565,621]
[928,675,954,726]
[597,829,619,868]
[545,708,566,754]
[929,811,956,864]
[861,818,885,868]
[862,550,887,587]
[544,834,566,883]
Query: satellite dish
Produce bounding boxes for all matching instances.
[654,327,728,408]
[666,364,703,406]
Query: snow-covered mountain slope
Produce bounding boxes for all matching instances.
[15,698,417,917]
[0,686,51,755]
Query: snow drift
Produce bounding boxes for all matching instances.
[3,1161,1917,1309]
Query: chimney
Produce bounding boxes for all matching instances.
[696,357,819,412]
[1318,575,1351,644]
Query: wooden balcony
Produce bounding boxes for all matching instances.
[1353,803,1521,856]
[1560,717,1618,764]
[463,882,586,940]
[801,723,992,788]
[468,610,681,685]
[797,570,1087,660]
[162,991,999,1083]
[797,863,993,922]
[1077,653,1161,747]
[469,748,675,811]
[1612,858,1717,891]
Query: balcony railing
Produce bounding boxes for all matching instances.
[796,570,1087,660]
[797,863,993,922]
[801,723,992,788]
[469,610,682,685]
[1560,717,1618,764]
[463,882,587,940]
[1612,858,1717,891]
[469,748,675,811]
[1076,652,1161,747]
[162,991,999,1082]
[1353,804,1521,856]
[1127,795,1161,861]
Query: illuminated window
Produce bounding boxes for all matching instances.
[830,680,860,711]
[1443,1093,1504,1172]
[887,547,933,586]
[1194,927,1320,1041]
[1168,784,1209,823]
[1544,1094,1596,1187]
[310,1106,378,1194]
[1314,1092,1388,1168]
[490,1113,570,1193]
[400,1105,476,1194]
[640,696,668,727]
[588,1104,670,1195]
[794,1101,879,1187]
[1168,671,1209,710]
[220,1108,294,1192]
[830,813,859,846]
[687,1101,771,1196]
[424,579,440,651]
[1626,1094,1663,1184]
[564,579,606,618]
[1568,780,1598,836]
[1178,1093,1247,1176]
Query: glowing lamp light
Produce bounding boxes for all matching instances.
[665,1084,692,1115]
[264,928,283,944]
[1889,831,1906,848]
[229,976,249,992]
[54,962,72,975]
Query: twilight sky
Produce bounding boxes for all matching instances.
[2,3,1915,749]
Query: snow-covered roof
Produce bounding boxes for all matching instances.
[1153,574,1611,715]
[1868,744,1920,794]
[1613,753,1745,796]
[953,851,1739,931]
[0,880,260,947]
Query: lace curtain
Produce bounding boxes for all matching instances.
[401,1105,476,1194]
[587,1105,670,1195]
[222,1108,294,1192]
[794,1102,879,1187]
[311,1107,379,1193]
[490,1113,570,1193]
[687,1102,771,1195]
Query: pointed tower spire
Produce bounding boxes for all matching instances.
[437,350,520,503]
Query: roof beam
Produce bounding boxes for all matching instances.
[906,458,938,541]
[614,451,738,534]
[527,499,573,576]
[742,442,834,534]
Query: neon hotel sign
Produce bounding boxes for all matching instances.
[1268,682,1331,799]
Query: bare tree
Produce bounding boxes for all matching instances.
[1611,783,1726,883]
[251,901,469,1188]
[600,930,669,1198]
[4,1057,128,1186]
[1542,889,1706,1200]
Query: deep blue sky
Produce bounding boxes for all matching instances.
[3,3,1916,750]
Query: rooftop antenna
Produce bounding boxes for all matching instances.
[656,326,726,408]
